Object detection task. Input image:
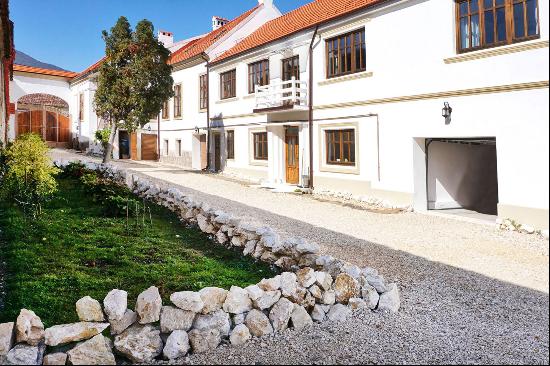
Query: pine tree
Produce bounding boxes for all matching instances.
[94,17,174,163]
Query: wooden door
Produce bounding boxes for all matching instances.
[31,110,43,137]
[16,111,31,137]
[45,111,57,142]
[141,134,158,161]
[285,128,300,184]
[130,133,138,160]
[200,135,207,170]
[58,115,70,143]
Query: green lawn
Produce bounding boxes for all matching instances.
[0,176,274,327]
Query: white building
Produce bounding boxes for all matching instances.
[6,0,549,230]
[206,0,549,229]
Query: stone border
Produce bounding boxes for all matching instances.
[0,161,400,365]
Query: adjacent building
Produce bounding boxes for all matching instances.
[5,0,549,229]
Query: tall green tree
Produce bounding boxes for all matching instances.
[94,17,174,163]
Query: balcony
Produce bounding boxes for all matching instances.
[254,78,308,113]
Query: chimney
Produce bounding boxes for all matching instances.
[258,0,273,7]
[158,30,174,48]
[212,16,229,31]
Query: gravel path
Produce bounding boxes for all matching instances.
[52,150,550,364]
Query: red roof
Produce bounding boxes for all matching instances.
[73,56,107,81]
[214,0,385,64]
[13,64,78,78]
[169,5,260,65]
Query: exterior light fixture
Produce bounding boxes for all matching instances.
[194,126,200,134]
[442,102,453,123]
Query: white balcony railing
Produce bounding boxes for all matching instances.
[255,77,308,110]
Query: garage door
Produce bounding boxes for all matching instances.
[141,134,158,161]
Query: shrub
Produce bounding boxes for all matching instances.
[95,128,111,148]
[0,134,60,218]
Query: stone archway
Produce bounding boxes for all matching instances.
[16,93,71,147]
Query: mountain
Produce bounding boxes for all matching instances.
[15,50,65,71]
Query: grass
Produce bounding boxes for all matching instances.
[0,176,275,327]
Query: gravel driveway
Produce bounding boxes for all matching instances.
[52,150,550,365]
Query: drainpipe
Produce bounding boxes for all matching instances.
[201,54,211,171]
[157,114,161,162]
[308,26,319,190]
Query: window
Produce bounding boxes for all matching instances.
[282,56,300,82]
[199,74,208,110]
[220,69,236,100]
[164,139,169,156]
[176,139,182,157]
[162,99,170,120]
[227,130,235,159]
[253,132,268,160]
[78,93,84,121]
[326,28,366,78]
[456,0,540,53]
[174,84,182,118]
[248,60,269,94]
[326,129,355,166]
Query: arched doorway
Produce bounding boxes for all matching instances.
[16,93,71,147]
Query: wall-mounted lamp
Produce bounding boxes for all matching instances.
[442,102,453,124]
[194,126,200,135]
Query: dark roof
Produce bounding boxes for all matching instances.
[15,50,66,71]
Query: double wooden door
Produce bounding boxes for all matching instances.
[285,127,299,185]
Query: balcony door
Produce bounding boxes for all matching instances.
[282,56,300,106]
[285,127,300,185]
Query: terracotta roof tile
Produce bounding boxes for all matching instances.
[13,64,78,78]
[169,5,260,65]
[213,0,385,64]
[73,57,107,80]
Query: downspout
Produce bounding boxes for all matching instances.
[201,54,211,171]
[308,26,319,190]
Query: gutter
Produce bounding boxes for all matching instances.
[308,26,319,190]
[200,53,211,171]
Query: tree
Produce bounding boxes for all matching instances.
[0,134,60,218]
[94,17,174,163]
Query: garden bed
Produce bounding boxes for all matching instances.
[0,168,275,327]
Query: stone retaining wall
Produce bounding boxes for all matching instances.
[0,161,400,365]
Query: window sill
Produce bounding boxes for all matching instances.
[444,39,548,64]
[319,164,360,175]
[216,97,240,104]
[318,71,373,86]
[243,94,256,100]
[249,159,268,167]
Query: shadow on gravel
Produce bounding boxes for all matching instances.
[127,169,549,365]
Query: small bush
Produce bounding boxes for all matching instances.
[0,134,60,218]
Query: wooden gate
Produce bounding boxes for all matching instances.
[141,134,158,161]
[200,135,207,170]
[130,133,138,160]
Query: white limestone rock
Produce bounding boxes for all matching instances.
[171,291,204,313]
[327,304,352,322]
[160,306,196,333]
[198,287,228,314]
[163,330,190,360]
[334,273,360,304]
[295,241,320,255]
[223,286,252,314]
[114,324,163,363]
[109,309,137,335]
[245,310,273,338]
[308,285,323,300]
[349,298,367,310]
[361,284,380,310]
[232,313,247,326]
[216,230,228,244]
[76,296,105,322]
[269,298,294,332]
[245,285,264,301]
[280,272,298,297]
[229,324,251,346]
[15,309,44,346]
[290,306,313,331]
[193,310,230,338]
[103,289,128,321]
[44,322,110,347]
[254,290,281,310]
[296,267,316,288]
[66,334,116,365]
[0,322,15,356]
[4,343,45,365]
[315,271,333,291]
[42,353,67,365]
[136,286,162,324]
[322,290,336,305]
[243,240,257,256]
[258,276,281,291]
[311,305,327,323]
[377,283,401,313]
[365,274,388,294]
[188,328,221,353]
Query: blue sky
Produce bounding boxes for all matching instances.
[11,0,311,72]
